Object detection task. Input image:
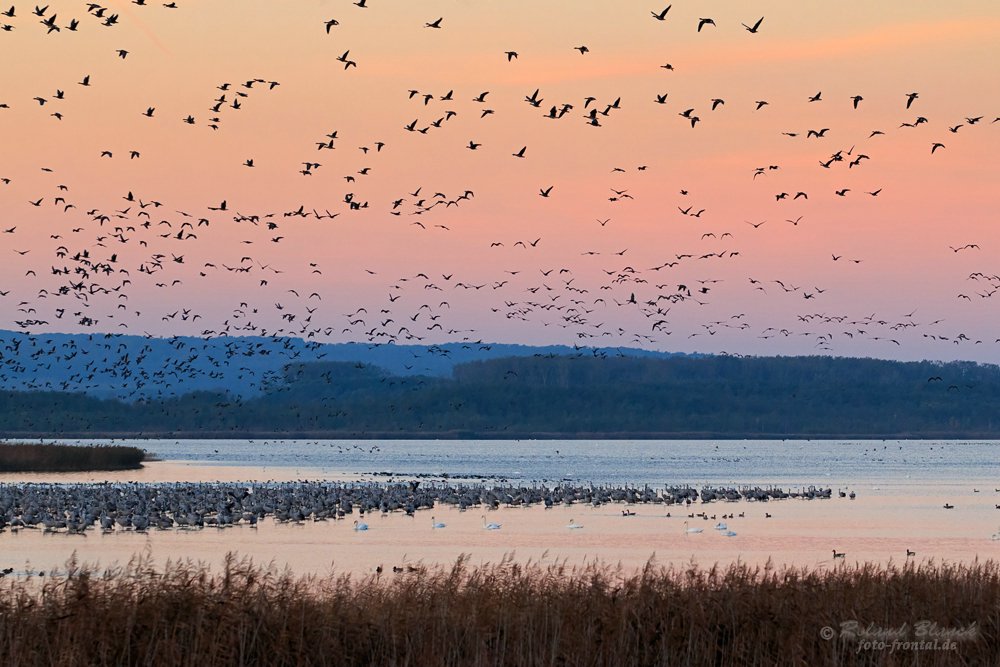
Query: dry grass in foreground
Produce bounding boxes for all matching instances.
[0,554,998,666]
[0,442,145,472]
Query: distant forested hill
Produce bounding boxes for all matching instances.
[1,354,998,438]
[0,330,681,400]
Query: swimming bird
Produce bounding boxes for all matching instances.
[566,519,583,529]
[431,516,446,529]
[482,515,502,530]
[683,521,703,534]
[832,550,846,559]
[354,520,369,531]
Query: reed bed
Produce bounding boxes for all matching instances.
[0,554,997,666]
[0,443,145,472]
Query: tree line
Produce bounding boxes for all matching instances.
[1,354,998,437]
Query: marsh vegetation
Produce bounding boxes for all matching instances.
[0,554,995,666]
[0,443,145,472]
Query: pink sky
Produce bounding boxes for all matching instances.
[0,0,998,363]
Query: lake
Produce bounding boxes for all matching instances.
[2,439,999,577]
[11,438,1000,488]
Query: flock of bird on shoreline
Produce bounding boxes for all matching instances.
[0,479,847,535]
[0,2,996,403]
[0,478,855,573]
[0,475,968,569]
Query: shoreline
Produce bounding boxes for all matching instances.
[5,431,1000,440]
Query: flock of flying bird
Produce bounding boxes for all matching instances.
[0,1,997,401]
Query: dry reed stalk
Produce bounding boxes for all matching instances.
[0,443,145,472]
[0,553,996,666]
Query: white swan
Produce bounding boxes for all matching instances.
[714,522,728,531]
[683,521,703,534]
[432,517,446,529]
[566,519,583,530]
[722,530,738,537]
[482,515,502,530]
[353,520,369,531]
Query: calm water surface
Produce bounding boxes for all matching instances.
[3,439,1000,575]
[16,438,1000,487]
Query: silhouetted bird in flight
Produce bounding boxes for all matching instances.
[651,6,671,21]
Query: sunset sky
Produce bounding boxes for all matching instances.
[0,0,998,363]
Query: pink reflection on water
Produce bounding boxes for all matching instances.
[1,461,998,577]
